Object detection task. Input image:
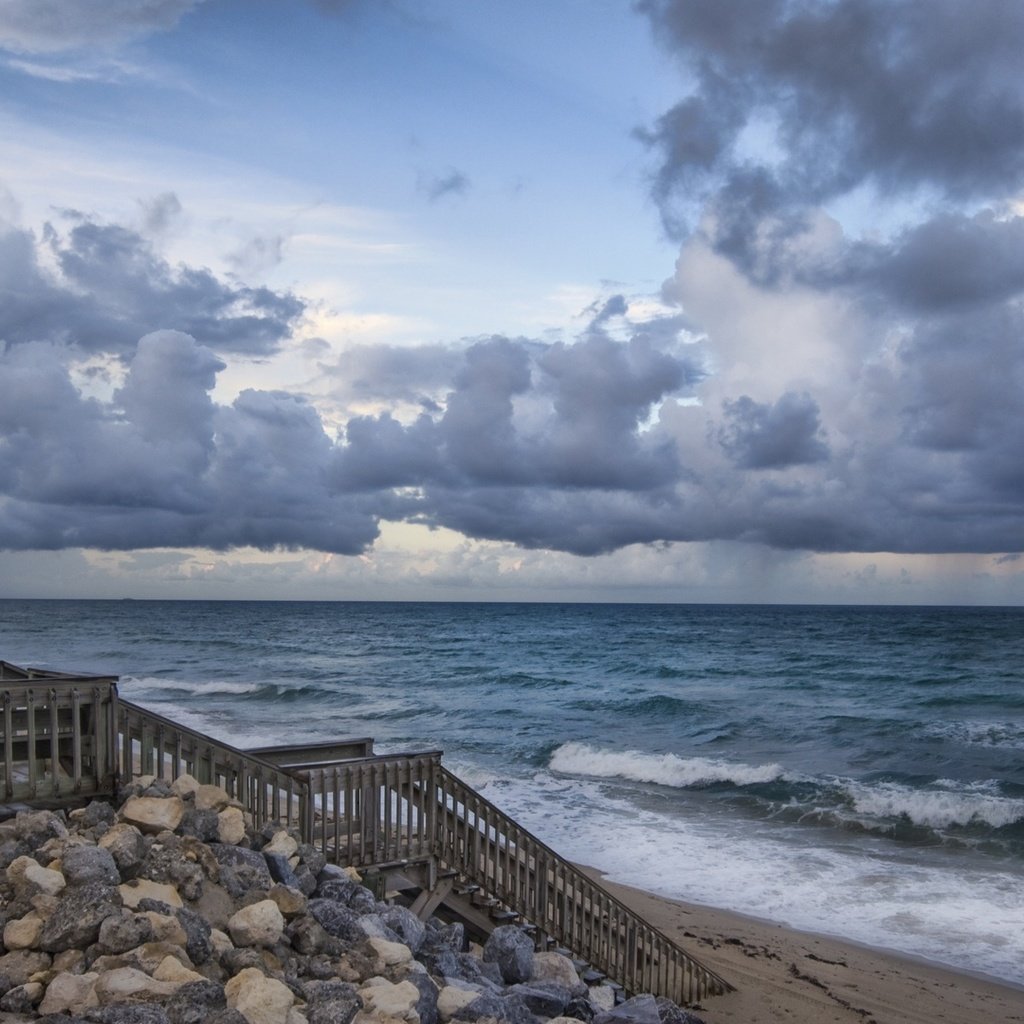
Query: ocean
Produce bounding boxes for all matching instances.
[2,599,1022,986]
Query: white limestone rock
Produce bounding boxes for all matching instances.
[121,795,185,834]
[217,807,247,844]
[119,878,184,909]
[357,979,421,1024]
[7,856,66,897]
[367,936,414,967]
[227,899,285,948]
[436,985,478,1022]
[225,966,295,1024]
[4,913,43,950]
[38,971,100,1016]
[93,965,179,1004]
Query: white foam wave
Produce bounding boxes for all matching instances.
[849,780,1024,830]
[925,720,1024,750]
[550,741,785,788]
[121,676,264,697]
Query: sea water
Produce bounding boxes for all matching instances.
[1,600,1022,985]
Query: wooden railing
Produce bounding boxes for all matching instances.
[0,671,119,804]
[1,672,730,1005]
[117,699,308,835]
[431,765,731,1005]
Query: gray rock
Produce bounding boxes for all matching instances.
[138,839,204,902]
[307,899,363,943]
[297,844,325,877]
[482,925,534,985]
[165,980,227,1024]
[593,994,662,1024]
[313,877,359,903]
[15,809,68,848]
[292,863,317,896]
[207,845,272,899]
[0,949,51,991]
[177,809,220,844]
[304,979,362,1024]
[0,981,43,1012]
[508,981,572,1019]
[380,905,426,953]
[63,845,121,887]
[423,920,464,953]
[263,852,300,889]
[401,970,439,1024]
[419,948,501,989]
[97,910,155,954]
[79,800,118,830]
[176,907,213,965]
[39,882,121,952]
[287,915,344,957]
[207,1011,248,1024]
[565,995,596,1022]
[654,996,705,1024]
[85,1003,172,1024]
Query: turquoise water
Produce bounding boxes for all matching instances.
[2,600,1023,984]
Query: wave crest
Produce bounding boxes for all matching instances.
[549,741,785,788]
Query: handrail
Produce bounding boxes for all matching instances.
[117,698,308,834]
[431,765,731,1005]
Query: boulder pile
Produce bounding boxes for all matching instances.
[0,776,705,1024]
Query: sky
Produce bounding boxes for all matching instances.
[1,0,1023,605]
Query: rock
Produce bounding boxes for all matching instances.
[178,809,220,843]
[99,823,149,876]
[481,926,534,985]
[165,979,227,1024]
[72,801,118,831]
[3,912,43,950]
[195,786,231,813]
[143,912,188,948]
[39,882,121,952]
[379,907,426,954]
[153,956,205,985]
[262,832,298,860]
[138,838,205,902]
[435,985,477,1022]
[357,978,421,1023]
[654,997,705,1024]
[508,981,572,1019]
[208,846,272,899]
[121,879,183,910]
[267,884,307,918]
[303,980,362,1024]
[88,1005,173,1024]
[227,900,285,948]
[397,971,439,1024]
[93,965,180,1005]
[367,937,413,967]
[307,900,363,943]
[170,775,201,800]
[98,910,155,954]
[564,996,596,1022]
[176,907,214,965]
[224,967,295,1024]
[14,809,68,848]
[263,853,301,890]
[7,855,67,897]
[216,809,246,845]
[0,980,44,1012]
[286,917,341,958]
[531,953,586,996]
[122,797,185,835]
[38,970,101,1015]
[588,987,616,1013]
[0,948,51,990]
[62,844,121,887]
[593,995,662,1024]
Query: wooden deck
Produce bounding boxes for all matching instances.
[0,664,731,1006]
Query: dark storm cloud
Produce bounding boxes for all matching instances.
[0,214,303,356]
[638,0,1024,225]
[718,393,829,470]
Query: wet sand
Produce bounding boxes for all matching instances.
[583,869,1024,1024]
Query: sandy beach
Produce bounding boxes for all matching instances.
[584,870,1024,1024]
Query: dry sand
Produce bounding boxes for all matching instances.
[583,869,1024,1024]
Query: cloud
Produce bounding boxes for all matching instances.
[420,169,471,202]
[718,393,829,469]
[638,0,1024,229]
[0,0,204,54]
[0,211,304,356]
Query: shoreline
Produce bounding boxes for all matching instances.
[581,868,1024,1024]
